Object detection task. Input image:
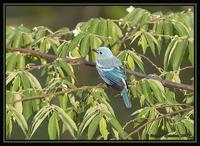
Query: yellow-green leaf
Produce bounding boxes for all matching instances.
[99,117,109,140]
[6,53,18,72]
[48,112,58,140]
[17,54,25,69]
[88,114,102,140]
[171,39,188,70]
[80,34,90,57]
[98,19,107,37]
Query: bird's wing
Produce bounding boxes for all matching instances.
[97,65,127,91]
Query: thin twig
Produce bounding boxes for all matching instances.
[10,83,107,104]
[125,107,193,139]
[133,50,163,73]
[26,63,51,72]
[122,103,192,130]
[6,48,194,91]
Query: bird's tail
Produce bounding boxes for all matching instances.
[121,88,132,108]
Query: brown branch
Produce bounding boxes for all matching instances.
[6,48,194,91]
[123,103,192,130]
[11,83,107,104]
[125,107,193,139]
[26,63,50,72]
[125,69,194,91]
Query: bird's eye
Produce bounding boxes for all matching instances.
[99,52,102,54]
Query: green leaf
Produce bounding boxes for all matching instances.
[130,52,144,72]
[155,21,163,34]
[166,120,173,132]
[188,39,194,66]
[80,34,90,57]
[112,128,119,140]
[6,53,17,72]
[140,95,145,107]
[139,12,150,29]
[97,19,107,37]
[163,20,173,36]
[17,54,25,69]
[52,104,77,139]
[57,42,67,56]
[172,21,189,36]
[62,79,76,89]
[40,38,50,53]
[88,114,102,140]
[124,8,141,22]
[29,106,52,139]
[48,112,58,140]
[48,37,60,47]
[57,66,65,78]
[145,32,160,56]
[53,105,77,131]
[182,119,194,136]
[177,122,186,135]
[14,93,23,114]
[112,21,123,38]
[88,19,100,33]
[107,20,115,39]
[80,21,91,31]
[148,79,165,103]
[138,34,148,54]
[140,79,154,105]
[58,94,68,112]
[7,106,28,136]
[163,38,178,70]
[12,75,20,91]
[99,117,109,140]
[34,26,48,40]
[55,27,69,34]
[22,33,34,48]
[90,35,102,62]
[106,113,128,139]
[6,71,18,85]
[127,55,135,70]
[6,29,16,47]
[78,111,98,136]
[12,31,22,48]
[148,119,159,135]
[19,72,30,89]
[24,71,42,89]
[6,111,13,138]
[57,60,75,78]
[68,33,85,52]
[171,39,188,70]
[130,9,146,26]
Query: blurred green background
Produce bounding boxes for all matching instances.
[6,5,193,140]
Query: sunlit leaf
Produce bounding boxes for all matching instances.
[80,34,90,57]
[48,112,59,140]
[171,39,188,70]
[7,106,28,136]
[6,53,17,72]
[99,117,109,140]
[88,114,102,140]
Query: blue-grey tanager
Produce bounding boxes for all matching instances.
[93,47,132,108]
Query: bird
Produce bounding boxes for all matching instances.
[92,47,132,108]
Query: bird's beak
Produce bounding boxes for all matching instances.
[92,49,98,53]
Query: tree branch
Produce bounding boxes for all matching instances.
[125,107,193,139]
[10,83,107,104]
[6,48,194,91]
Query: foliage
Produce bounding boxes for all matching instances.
[6,6,194,140]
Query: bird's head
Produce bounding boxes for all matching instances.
[92,47,113,60]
